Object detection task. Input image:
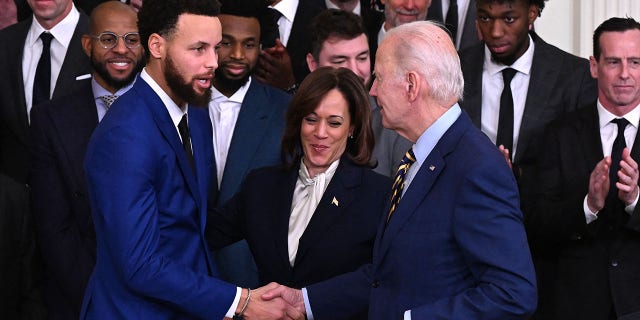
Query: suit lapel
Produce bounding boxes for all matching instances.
[460,44,484,127]
[426,0,444,21]
[273,166,299,269]
[52,13,91,99]
[577,106,605,168]
[220,81,275,200]
[374,113,469,260]
[294,159,360,265]
[6,20,30,146]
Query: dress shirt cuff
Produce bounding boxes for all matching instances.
[625,186,639,215]
[302,287,315,320]
[225,287,242,318]
[404,310,411,319]
[583,195,599,224]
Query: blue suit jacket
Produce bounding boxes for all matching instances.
[29,81,98,319]
[81,77,235,319]
[212,79,291,288]
[307,112,537,319]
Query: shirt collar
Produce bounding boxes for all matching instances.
[91,76,136,98]
[597,100,640,129]
[140,68,187,127]
[484,34,535,76]
[412,104,462,165]
[27,4,80,49]
[271,0,299,24]
[211,77,252,105]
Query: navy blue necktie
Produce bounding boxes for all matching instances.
[387,147,416,223]
[33,32,54,106]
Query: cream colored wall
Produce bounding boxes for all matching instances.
[535,0,640,59]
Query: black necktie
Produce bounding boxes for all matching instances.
[445,0,458,45]
[387,148,416,223]
[261,8,281,48]
[33,32,54,106]
[609,118,629,200]
[496,68,517,160]
[178,114,195,172]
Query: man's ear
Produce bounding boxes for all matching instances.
[148,33,165,59]
[81,34,92,58]
[306,53,317,72]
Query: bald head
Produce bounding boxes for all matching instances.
[89,1,138,35]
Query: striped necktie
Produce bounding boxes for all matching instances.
[387,147,416,223]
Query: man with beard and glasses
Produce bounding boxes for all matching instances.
[80,0,302,319]
[28,2,143,319]
[208,0,291,290]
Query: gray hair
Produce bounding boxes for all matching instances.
[385,21,464,103]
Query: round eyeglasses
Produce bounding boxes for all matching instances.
[91,32,141,49]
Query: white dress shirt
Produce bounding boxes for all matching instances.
[209,78,251,188]
[22,4,81,122]
[480,34,535,159]
[270,0,299,46]
[582,101,640,223]
[140,68,242,318]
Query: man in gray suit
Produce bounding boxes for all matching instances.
[306,9,411,177]
[0,0,90,317]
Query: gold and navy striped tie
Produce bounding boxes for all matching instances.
[387,147,416,223]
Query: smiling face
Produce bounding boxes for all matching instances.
[213,14,261,97]
[591,29,640,116]
[307,34,371,85]
[82,3,144,93]
[301,88,353,177]
[160,13,221,106]
[381,0,431,30]
[476,0,537,65]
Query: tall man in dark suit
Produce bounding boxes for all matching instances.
[305,9,411,177]
[0,0,90,317]
[29,2,144,319]
[264,20,537,319]
[459,0,597,178]
[209,0,292,289]
[426,0,480,51]
[524,17,640,320]
[80,0,300,318]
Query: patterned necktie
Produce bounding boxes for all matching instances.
[496,68,517,161]
[100,95,118,109]
[609,118,629,201]
[178,114,195,172]
[33,32,54,106]
[387,147,416,223]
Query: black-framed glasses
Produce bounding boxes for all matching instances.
[91,32,141,49]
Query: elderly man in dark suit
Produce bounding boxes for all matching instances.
[0,0,90,317]
[29,2,144,319]
[263,20,537,319]
[524,17,640,320]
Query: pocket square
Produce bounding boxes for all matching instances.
[76,74,92,80]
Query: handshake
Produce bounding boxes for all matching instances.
[224,282,306,320]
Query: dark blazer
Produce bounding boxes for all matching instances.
[370,98,412,177]
[306,112,537,319]
[208,157,390,289]
[81,76,235,319]
[0,13,91,184]
[459,32,597,176]
[211,79,291,288]
[523,105,640,319]
[0,12,90,319]
[426,0,479,51]
[286,1,324,84]
[29,81,98,319]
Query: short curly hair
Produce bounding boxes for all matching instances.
[476,0,548,17]
[138,0,221,58]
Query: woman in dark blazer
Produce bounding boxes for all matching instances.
[207,67,390,301]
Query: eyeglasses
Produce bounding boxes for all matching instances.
[91,32,141,49]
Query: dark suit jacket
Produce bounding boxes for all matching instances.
[286,1,324,84]
[81,76,235,319]
[370,98,412,177]
[523,105,640,319]
[426,0,479,51]
[211,79,291,289]
[459,32,597,176]
[306,112,537,319]
[0,12,90,319]
[208,157,390,288]
[29,81,98,319]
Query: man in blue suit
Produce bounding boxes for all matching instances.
[81,0,301,318]
[265,20,537,319]
[209,0,292,289]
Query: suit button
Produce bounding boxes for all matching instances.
[611,260,619,267]
[74,192,82,198]
[372,281,379,288]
